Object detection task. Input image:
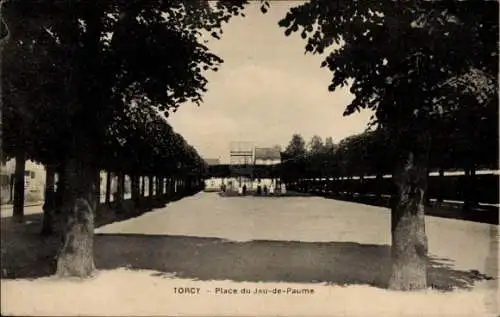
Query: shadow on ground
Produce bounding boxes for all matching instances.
[218,191,312,198]
[0,191,198,280]
[314,193,499,225]
[1,219,493,291]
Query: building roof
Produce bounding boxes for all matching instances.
[254,147,281,161]
[204,158,221,166]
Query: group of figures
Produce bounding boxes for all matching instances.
[220,181,287,196]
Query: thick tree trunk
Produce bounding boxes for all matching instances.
[55,158,97,278]
[388,135,430,291]
[13,150,26,222]
[105,171,111,204]
[41,164,56,235]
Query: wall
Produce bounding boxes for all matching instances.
[0,159,46,204]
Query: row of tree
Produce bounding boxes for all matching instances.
[281,122,498,181]
[274,0,497,290]
[1,0,252,277]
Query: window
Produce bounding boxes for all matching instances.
[31,171,35,179]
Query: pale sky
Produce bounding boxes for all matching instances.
[167,2,372,163]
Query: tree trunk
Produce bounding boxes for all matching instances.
[463,166,477,211]
[149,175,154,199]
[166,178,171,198]
[141,176,146,198]
[437,168,444,203]
[157,176,164,200]
[55,165,66,215]
[376,173,383,200]
[55,157,97,278]
[13,150,26,222]
[388,135,430,291]
[155,176,159,198]
[131,175,140,208]
[105,171,111,204]
[41,164,56,235]
[93,171,100,213]
[116,172,124,212]
[9,174,14,203]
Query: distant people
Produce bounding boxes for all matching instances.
[238,185,243,195]
[257,185,262,195]
[263,185,268,195]
[281,183,287,195]
[269,184,275,195]
[242,184,247,195]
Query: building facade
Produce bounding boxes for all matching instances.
[253,146,282,165]
[0,159,46,204]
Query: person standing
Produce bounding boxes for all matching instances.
[281,183,287,195]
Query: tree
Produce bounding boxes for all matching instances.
[308,135,324,154]
[277,1,498,290]
[3,0,249,277]
[324,137,335,152]
[283,134,307,159]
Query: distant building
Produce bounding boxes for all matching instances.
[230,141,254,166]
[254,146,281,165]
[204,143,282,193]
[0,159,46,204]
[203,158,223,191]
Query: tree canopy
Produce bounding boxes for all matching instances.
[278,1,497,138]
[2,0,248,172]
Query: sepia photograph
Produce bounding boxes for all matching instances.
[0,0,498,316]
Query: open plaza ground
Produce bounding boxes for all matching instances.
[1,192,498,316]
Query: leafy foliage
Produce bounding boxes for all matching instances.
[308,135,324,154]
[282,133,307,160]
[278,1,498,134]
[2,1,244,178]
[280,126,497,181]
